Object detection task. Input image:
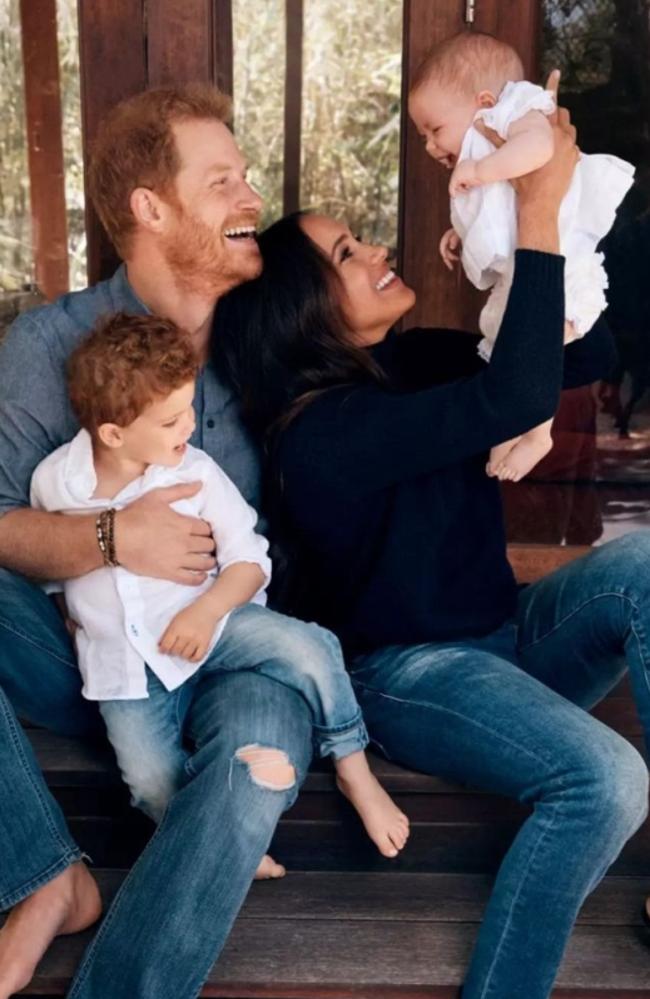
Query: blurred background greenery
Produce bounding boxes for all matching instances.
[0,0,402,292]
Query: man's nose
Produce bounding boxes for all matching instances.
[237,180,263,214]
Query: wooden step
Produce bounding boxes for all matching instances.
[27,727,650,875]
[12,871,650,996]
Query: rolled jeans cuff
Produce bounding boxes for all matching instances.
[313,711,369,760]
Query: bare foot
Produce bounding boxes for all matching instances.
[486,436,522,478]
[336,751,409,858]
[492,432,553,483]
[254,854,286,880]
[0,862,101,999]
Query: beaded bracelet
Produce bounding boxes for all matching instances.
[96,507,120,567]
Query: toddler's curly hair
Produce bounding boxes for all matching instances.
[68,312,198,432]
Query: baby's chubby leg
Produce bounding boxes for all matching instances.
[487,419,554,483]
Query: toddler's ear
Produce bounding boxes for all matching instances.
[477,90,497,109]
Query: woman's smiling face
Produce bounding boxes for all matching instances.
[299,214,416,346]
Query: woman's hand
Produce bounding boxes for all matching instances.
[514,70,579,253]
[514,70,578,212]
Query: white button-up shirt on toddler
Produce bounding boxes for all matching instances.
[30,429,271,701]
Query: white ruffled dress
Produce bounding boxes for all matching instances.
[449,80,635,360]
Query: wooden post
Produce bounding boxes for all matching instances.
[77,0,147,284]
[78,0,234,285]
[283,0,303,215]
[19,0,69,301]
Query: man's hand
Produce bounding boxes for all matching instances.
[439,227,462,270]
[159,601,219,662]
[449,159,483,197]
[116,482,216,585]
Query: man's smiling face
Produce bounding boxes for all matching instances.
[159,119,263,297]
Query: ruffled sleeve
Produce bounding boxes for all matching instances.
[475,80,555,140]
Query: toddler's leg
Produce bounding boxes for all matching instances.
[334,751,409,858]
[487,419,554,483]
[99,672,189,823]
[99,671,286,879]
[208,605,409,858]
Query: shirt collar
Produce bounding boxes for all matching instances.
[64,429,98,502]
[107,264,150,316]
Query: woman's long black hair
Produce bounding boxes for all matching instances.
[212,211,385,442]
[211,212,386,614]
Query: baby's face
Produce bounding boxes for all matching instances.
[409,80,478,169]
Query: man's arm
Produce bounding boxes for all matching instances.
[0,484,217,585]
[0,312,216,584]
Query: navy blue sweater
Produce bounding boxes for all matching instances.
[276,251,617,654]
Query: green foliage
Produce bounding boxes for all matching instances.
[233,0,402,248]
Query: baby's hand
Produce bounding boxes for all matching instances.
[439,228,462,270]
[159,604,218,663]
[449,159,483,197]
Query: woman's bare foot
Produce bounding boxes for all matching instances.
[335,751,409,858]
[254,854,286,880]
[0,862,101,999]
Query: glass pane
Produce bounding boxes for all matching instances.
[503,0,650,544]
[232,0,286,229]
[301,0,403,250]
[0,0,33,293]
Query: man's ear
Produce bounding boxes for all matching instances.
[129,187,167,234]
[97,422,125,449]
[477,89,497,109]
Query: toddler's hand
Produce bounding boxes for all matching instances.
[439,228,462,270]
[449,159,482,197]
[159,604,219,663]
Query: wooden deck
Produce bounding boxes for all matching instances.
[10,685,650,996]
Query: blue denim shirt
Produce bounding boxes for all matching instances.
[0,265,261,518]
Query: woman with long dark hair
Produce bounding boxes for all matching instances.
[212,110,650,999]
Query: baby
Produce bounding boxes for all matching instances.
[30,312,409,868]
[408,31,634,481]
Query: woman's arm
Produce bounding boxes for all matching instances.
[280,250,565,500]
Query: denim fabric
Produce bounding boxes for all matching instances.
[0,567,313,998]
[100,603,368,820]
[350,530,650,999]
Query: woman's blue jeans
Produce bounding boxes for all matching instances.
[351,530,650,999]
[0,568,313,999]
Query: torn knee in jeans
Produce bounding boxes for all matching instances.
[233,744,296,791]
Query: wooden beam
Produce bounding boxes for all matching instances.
[147,0,214,86]
[19,0,69,301]
[213,0,234,97]
[283,0,303,215]
[77,0,147,285]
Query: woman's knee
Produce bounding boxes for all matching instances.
[578,733,648,837]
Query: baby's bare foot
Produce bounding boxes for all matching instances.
[254,854,286,880]
[0,862,101,999]
[493,434,553,483]
[336,752,409,858]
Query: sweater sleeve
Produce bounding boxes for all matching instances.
[561,315,618,389]
[279,250,565,500]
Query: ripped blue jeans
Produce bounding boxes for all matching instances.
[99,602,368,821]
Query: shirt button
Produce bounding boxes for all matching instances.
[206,418,215,429]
